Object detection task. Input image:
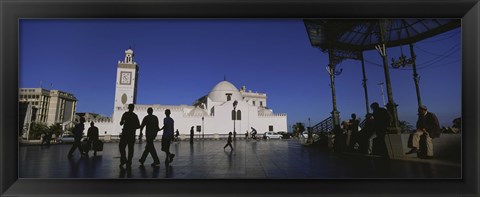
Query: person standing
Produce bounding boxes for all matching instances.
[370,102,392,137]
[41,133,47,145]
[139,107,161,166]
[370,102,392,156]
[360,113,376,154]
[174,129,180,142]
[68,117,86,158]
[347,113,360,151]
[86,121,99,156]
[406,105,441,158]
[190,126,194,144]
[119,104,141,169]
[159,109,175,164]
[224,132,233,151]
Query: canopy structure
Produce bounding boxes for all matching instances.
[305,19,460,54]
[304,19,460,135]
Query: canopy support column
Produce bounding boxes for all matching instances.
[327,50,340,127]
[360,52,370,114]
[409,43,422,107]
[377,19,400,134]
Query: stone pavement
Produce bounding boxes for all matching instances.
[19,139,461,179]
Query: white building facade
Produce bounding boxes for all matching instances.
[88,49,287,137]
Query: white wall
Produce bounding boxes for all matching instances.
[100,100,287,137]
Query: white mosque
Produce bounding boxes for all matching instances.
[87,48,287,138]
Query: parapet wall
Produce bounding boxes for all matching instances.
[386,133,461,162]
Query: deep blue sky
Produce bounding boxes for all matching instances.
[19,19,461,130]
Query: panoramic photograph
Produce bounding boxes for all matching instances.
[18,19,461,179]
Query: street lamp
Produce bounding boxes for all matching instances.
[326,61,342,127]
[233,100,238,141]
[202,116,204,140]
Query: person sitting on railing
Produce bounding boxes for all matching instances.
[405,105,440,159]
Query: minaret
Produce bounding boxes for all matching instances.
[113,48,139,111]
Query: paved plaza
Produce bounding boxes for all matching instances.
[19,139,461,179]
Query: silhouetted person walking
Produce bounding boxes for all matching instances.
[190,126,194,144]
[68,117,86,158]
[86,121,99,156]
[159,109,175,164]
[224,132,233,151]
[119,104,140,169]
[139,107,161,166]
[370,102,392,156]
[406,105,440,158]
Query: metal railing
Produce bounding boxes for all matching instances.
[311,116,334,134]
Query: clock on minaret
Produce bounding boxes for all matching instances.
[114,48,138,111]
[120,71,132,85]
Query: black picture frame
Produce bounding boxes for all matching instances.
[1,0,478,196]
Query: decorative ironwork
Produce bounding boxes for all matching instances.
[391,54,416,68]
[326,64,343,76]
[311,116,334,133]
[391,29,417,68]
[375,44,387,57]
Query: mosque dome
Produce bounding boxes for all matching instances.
[208,80,242,102]
[187,107,209,116]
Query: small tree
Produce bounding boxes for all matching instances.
[29,122,49,140]
[399,121,414,133]
[292,122,306,137]
[49,123,63,136]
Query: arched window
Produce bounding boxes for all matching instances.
[231,110,236,120]
[210,107,215,116]
[236,110,242,120]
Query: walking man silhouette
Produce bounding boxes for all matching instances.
[119,104,140,169]
[224,132,233,151]
[139,107,161,166]
[159,109,175,164]
[86,121,99,156]
[68,117,86,158]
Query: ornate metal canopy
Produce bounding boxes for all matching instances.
[304,19,460,64]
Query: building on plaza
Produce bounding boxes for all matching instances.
[18,88,78,138]
[80,48,288,137]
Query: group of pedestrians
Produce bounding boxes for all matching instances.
[244,127,257,140]
[40,132,53,145]
[67,104,176,170]
[332,102,440,158]
[119,104,175,169]
[68,119,103,157]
